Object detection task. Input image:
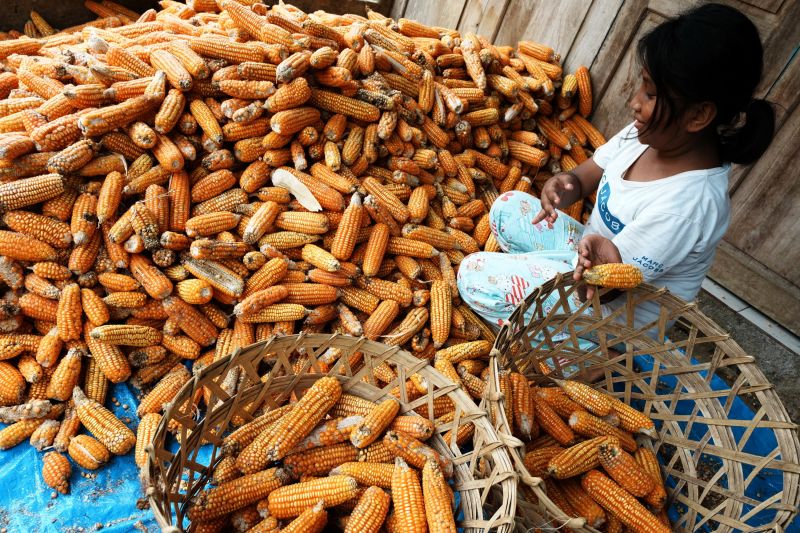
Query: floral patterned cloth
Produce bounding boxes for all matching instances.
[457,191,585,329]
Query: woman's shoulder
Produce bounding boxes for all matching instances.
[603,122,640,150]
[679,164,731,196]
[648,166,731,222]
[593,123,643,169]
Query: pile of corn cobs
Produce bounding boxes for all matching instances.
[0,0,609,524]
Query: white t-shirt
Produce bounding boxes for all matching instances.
[584,123,731,329]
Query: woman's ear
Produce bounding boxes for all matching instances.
[685,102,717,132]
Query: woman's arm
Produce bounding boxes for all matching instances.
[532,158,604,225]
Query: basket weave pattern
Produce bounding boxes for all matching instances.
[487,272,799,533]
[143,333,517,532]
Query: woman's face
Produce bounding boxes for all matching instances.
[628,69,683,148]
[630,69,656,131]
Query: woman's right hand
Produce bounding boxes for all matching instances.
[532,173,579,226]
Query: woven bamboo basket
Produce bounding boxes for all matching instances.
[143,332,517,532]
[483,272,800,532]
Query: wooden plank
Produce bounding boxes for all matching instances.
[563,0,624,73]
[709,241,800,336]
[742,0,800,98]
[492,0,592,54]
[390,0,409,19]
[457,0,512,42]
[729,50,800,193]
[399,0,467,30]
[724,100,800,282]
[589,9,665,135]
[737,0,787,15]
[582,0,648,101]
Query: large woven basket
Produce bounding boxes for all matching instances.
[484,272,799,532]
[143,333,516,532]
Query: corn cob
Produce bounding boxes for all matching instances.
[90,324,161,347]
[349,398,400,448]
[68,434,110,470]
[457,366,486,400]
[72,386,135,454]
[267,475,359,519]
[309,89,380,122]
[558,477,607,529]
[345,485,390,533]
[0,417,49,449]
[219,404,293,458]
[132,411,161,467]
[209,454,240,487]
[280,500,327,533]
[553,379,614,416]
[569,411,637,452]
[0,399,53,424]
[634,446,668,509]
[533,395,575,446]
[547,435,613,478]
[522,445,563,478]
[598,399,653,440]
[237,376,341,472]
[42,451,71,494]
[84,321,131,383]
[598,440,655,497]
[136,364,190,417]
[422,459,457,533]
[581,470,670,533]
[0,230,57,262]
[290,416,361,452]
[268,106,320,135]
[384,429,453,478]
[189,466,289,522]
[536,387,587,418]
[45,348,82,401]
[391,457,427,533]
[329,459,394,488]
[582,264,643,288]
[331,394,378,419]
[284,442,358,478]
[574,65,592,117]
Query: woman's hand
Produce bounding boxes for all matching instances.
[574,234,623,300]
[532,172,581,226]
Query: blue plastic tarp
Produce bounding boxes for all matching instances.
[0,382,159,533]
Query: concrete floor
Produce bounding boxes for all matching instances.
[695,290,799,423]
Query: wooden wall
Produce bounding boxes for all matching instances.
[394,0,800,334]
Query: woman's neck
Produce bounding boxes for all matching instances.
[654,130,721,170]
[626,130,722,183]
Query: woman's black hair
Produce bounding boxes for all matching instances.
[637,3,775,164]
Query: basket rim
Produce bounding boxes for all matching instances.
[486,272,800,533]
[143,332,518,533]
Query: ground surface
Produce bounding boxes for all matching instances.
[695,290,799,423]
